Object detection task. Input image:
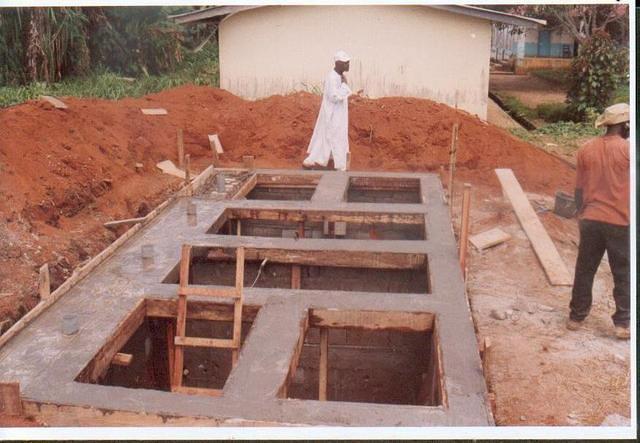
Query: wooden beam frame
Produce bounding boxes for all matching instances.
[198,246,426,270]
[76,299,146,383]
[318,328,328,401]
[225,207,424,226]
[309,309,434,332]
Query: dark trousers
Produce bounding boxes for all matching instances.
[570,219,630,327]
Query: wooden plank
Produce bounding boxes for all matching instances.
[171,386,223,397]
[495,169,572,285]
[146,298,260,323]
[0,382,22,416]
[227,207,423,225]
[76,300,146,383]
[22,401,289,426]
[38,263,50,300]
[178,286,239,298]
[232,173,257,200]
[256,173,320,187]
[349,176,420,191]
[166,319,176,386]
[310,309,434,332]
[172,245,192,389]
[459,183,471,277]
[208,134,224,154]
[156,159,186,179]
[112,353,133,366]
[232,247,245,366]
[40,95,67,109]
[174,336,235,348]
[469,228,511,251]
[141,108,168,115]
[447,123,459,205]
[184,154,191,184]
[177,129,184,168]
[208,248,426,270]
[103,217,146,229]
[318,328,328,401]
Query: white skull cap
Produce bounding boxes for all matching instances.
[334,50,351,62]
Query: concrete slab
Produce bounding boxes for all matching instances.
[0,169,492,427]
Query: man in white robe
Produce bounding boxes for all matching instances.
[303,50,352,171]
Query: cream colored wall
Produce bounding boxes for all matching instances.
[219,5,491,119]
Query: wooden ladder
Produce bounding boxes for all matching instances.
[170,244,245,396]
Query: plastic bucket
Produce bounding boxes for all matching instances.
[554,191,576,218]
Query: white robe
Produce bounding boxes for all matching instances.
[304,70,352,171]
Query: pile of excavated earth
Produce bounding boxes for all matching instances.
[0,85,575,329]
[1,85,598,427]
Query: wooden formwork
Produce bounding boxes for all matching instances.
[0,169,492,427]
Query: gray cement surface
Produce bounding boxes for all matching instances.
[0,169,492,426]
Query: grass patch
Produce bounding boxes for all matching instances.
[0,44,219,108]
[509,122,603,157]
[497,93,573,124]
[496,93,537,121]
[529,69,571,88]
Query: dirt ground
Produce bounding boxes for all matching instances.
[489,73,567,107]
[0,86,629,427]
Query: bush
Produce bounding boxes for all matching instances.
[535,103,571,123]
[566,31,628,121]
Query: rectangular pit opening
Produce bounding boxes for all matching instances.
[245,174,320,201]
[346,177,422,204]
[76,303,257,393]
[208,208,426,240]
[162,247,431,294]
[284,309,444,406]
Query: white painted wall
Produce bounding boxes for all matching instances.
[219,5,492,119]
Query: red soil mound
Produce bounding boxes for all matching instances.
[0,85,574,323]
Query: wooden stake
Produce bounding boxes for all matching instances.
[177,129,184,168]
[319,328,328,401]
[38,263,50,300]
[184,154,191,184]
[459,183,471,277]
[448,123,459,209]
[236,219,242,237]
[171,245,191,390]
[167,319,176,386]
[291,222,304,289]
[0,382,22,416]
[232,247,245,366]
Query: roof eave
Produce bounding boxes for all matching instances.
[430,5,546,28]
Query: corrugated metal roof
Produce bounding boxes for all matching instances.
[169,4,546,27]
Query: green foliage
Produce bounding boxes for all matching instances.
[533,121,602,139]
[0,43,219,107]
[529,69,571,88]
[566,32,628,121]
[535,103,571,123]
[0,6,208,87]
[497,94,537,121]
